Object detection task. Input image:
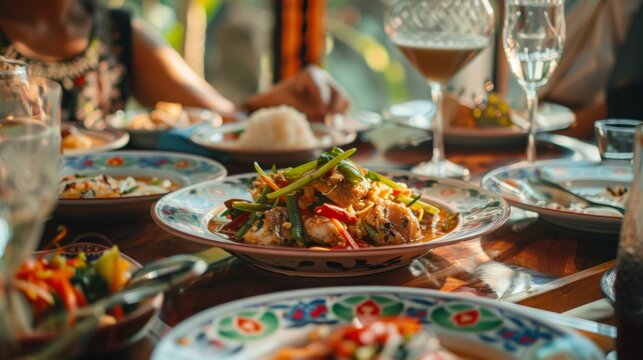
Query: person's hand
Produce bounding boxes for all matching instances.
[242,65,350,121]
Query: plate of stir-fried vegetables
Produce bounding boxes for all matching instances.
[152,147,510,277]
[14,243,162,355]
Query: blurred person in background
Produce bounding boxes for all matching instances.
[0,0,349,126]
[497,0,643,139]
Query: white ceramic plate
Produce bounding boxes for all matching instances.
[151,171,509,277]
[481,160,632,234]
[385,100,575,146]
[61,122,129,155]
[107,107,222,149]
[190,122,357,165]
[56,151,227,219]
[152,286,603,360]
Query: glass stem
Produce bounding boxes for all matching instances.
[525,87,538,163]
[430,81,445,164]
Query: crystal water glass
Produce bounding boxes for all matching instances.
[503,0,565,162]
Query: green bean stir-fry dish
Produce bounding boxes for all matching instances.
[219,148,457,250]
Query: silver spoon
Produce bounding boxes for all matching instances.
[527,177,625,214]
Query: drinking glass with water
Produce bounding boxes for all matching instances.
[0,57,61,354]
[503,0,566,163]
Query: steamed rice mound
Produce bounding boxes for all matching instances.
[236,106,318,149]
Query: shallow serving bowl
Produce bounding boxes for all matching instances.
[17,242,162,356]
[152,171,510,277]
[56,151,226,220]
[151,286,603,360]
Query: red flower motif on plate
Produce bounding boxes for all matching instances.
[356,299,381,317]
[107,156,124,166]
[452,309,480,326]
[236,317,263,334]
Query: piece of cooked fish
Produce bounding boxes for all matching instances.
[243,207,291,246]
[312,169,369,208]
[361,200,421,245]
[303,215,344,247]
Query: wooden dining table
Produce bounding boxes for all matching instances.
[40,130,618,359]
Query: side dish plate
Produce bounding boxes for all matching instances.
[56,151,227,219]
[481,160,632,234]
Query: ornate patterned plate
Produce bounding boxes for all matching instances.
[151,171,509,277]
[152,286,603,360]
[19,243,163,355]
[56,151,226,219]
[190,122,357,165]
[481,160,632,234]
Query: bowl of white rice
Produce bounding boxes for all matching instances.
[190,105,357,165]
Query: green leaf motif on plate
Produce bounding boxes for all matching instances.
[332,295,404,321]
[217,310,279,340]
[430,303,502,332]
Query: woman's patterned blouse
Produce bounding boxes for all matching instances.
[0,8,132,126]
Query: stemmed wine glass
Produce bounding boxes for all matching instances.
[385,0,495,179]
[0,58,61,352]
[503,0,565,162]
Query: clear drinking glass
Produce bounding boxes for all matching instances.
[385,0,495,180]
[0,58,61,349]
[503,0,565,162]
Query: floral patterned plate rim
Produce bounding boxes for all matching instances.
[481,160,632,223]
[59,150,227,204]
[33,242,142,268]
[151,171,510,257]
[151,286,603,360]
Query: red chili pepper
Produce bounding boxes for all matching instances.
[221,212,251,234]
[45,273,78,324]
[314,204,356,224]
[111,304,125,321]
[72,286,88,307]
[330,218,359,250]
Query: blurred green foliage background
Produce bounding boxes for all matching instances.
[105,0,457,111]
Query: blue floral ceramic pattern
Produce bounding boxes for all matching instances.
[152,287,603,360]
[152,171,510,277]
[62,150,226,181]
